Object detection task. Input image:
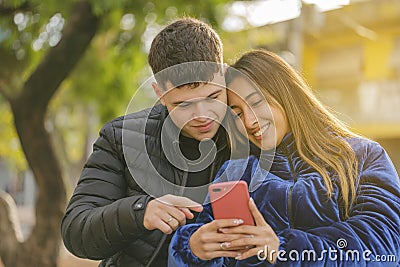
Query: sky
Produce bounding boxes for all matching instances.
[222,0,351,32]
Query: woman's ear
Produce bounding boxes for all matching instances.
[152,82,166,106]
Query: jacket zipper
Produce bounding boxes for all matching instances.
[209,144,227,181]
[145,171,188,267]
[145,234,168,267]
[283,146,297,229]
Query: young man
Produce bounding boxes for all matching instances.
[61,18,231,267]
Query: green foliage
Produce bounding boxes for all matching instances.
[0,99,27,170]
[0,0,73,92]
[0,0,238,172]
[63,0,235,125]
[62,7,146,124]
[1,0,27,9]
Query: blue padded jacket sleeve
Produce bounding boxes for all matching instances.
[276,142,400,266]
[168,211,224,267]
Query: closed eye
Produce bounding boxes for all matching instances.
[231,110,242,119]
[206,95,219,101]
[178,102,192,108]
[234,112,242,119]
[251,100,264,107]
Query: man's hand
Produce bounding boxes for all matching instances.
[143,194,203,234]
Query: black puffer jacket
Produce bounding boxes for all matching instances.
[61,104,230,266]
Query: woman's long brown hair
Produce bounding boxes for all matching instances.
[227,49,359,217]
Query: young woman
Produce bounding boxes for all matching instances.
[168,50,400,266]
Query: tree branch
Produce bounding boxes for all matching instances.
[0,2,33,16]
[16,0,100,112]
[0,80,12,102]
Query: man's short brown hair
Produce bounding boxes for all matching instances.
[148,17,223,89]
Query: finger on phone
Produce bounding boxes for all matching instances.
[210,219,244,231]
[224,245,251,251]
[218,224,250,233]
[211,241,249,252]
[213,233,254,243]
[248,198,266,226]
[227,235,261,249]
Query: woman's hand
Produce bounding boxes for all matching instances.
[218,198,280,264]
[189,219,252,260]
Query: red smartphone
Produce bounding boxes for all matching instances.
[208,181,254,226]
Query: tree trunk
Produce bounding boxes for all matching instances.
[0,192,23,266]
[9,105,65,267]
[0,1,99,266]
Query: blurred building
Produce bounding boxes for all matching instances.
[228,0,400,172]
[301,0,400,172]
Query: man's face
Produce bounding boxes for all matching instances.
[156,73,227,141]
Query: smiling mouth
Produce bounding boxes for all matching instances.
[253,122,271,137]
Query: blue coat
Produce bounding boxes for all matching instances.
[169,133,400,266]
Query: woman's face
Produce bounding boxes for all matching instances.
[227,76,290,150]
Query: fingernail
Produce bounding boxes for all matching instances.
[235,254,242,260]
[250,197,254,203]
[234,219,244,224]
[248,234,254,238]
[219,228,228,233]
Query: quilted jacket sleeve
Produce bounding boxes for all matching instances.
[275,141,400,266]
[61,122,152,260]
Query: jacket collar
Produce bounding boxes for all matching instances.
[258,132,296,169]
[276,132,296,155]
[155,104,229,170]
[260,132,296,156]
